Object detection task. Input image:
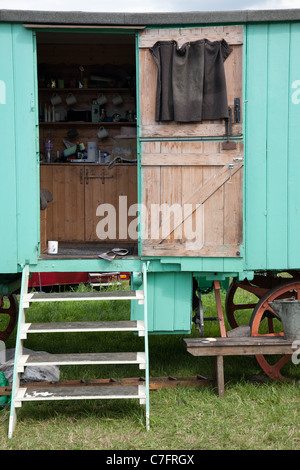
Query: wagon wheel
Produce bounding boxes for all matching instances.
[249,279,300,381]
[0,294,19,341]
[225,278,268,329]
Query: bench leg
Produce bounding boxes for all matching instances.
[213,355,225,397]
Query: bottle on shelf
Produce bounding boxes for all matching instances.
[44,131,54,163]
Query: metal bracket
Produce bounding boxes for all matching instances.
[234,98,241,123]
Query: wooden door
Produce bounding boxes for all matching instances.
[84,164,137,242]
[138,25,244,257]
[40,164,85,242]
[141,141,243,257]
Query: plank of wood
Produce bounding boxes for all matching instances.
[139,25,243,48]
[18,352,146,367]
[141,242,240,257]
[21,320,144,334]
[184,337,294,356]
[25,290,143,302]
[16,384,146,402]
[213,356,225,397]
[141,153,238,166]
[149,162,243,241]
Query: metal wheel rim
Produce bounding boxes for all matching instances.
[249,279,300,381]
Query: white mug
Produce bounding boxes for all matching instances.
[51,93,62,105]
[112,93,123,106]
[97,126,108,139]
[47,241,58,254]
[66,93,77,106]
[97,93,107,106]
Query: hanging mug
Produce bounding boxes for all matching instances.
[97,93,107,106]
[66,92,77,106]
[97,126,108,139]
[51,93,62,105]
[112,93,123,106]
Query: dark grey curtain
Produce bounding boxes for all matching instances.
[150,39,232,122]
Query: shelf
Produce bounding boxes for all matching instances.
[39,121,136,127]
[39,88,131,93]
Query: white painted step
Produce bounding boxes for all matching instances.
[23,290,144,307]
[20,320,145,339]
[17,352,146,372]
[15,384,146,405]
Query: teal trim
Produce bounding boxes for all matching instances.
[32,256,249,275]
[142,262,150,430]
[30,27,139,35]
[243,24,247,270]
[132,271,193,333]
[0,23,18,272]
[135,32,142,257]
[287,22,300,267]
[13,25,39,266]
[139,135,243,142]
[8,264,29,438]
[32,31,41,255]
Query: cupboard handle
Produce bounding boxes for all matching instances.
[80,168,83,184]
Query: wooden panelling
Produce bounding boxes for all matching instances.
[85,164,137,242]
[139,25,243,48]
[139,25,243,139]
[40,164,85,242]
[141,141,243,257]
[40,164,137,244]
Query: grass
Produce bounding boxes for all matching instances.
[0,282,299,450]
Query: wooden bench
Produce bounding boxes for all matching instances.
[184,337,294,396]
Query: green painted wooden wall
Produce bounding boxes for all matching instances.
[131,271,193,334]
[1,21,300,278]
[0,24,39,273]
[245,22,300,271]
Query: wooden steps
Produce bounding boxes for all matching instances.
[15,384,147,405]
[8,265,150,438]
[23,290,144,307]
[17,352,146,371]
[20,320,145,338]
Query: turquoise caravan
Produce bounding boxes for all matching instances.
[0,8,300,436]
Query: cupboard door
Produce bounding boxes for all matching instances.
[40,165,85,242]
[84,165,137,242]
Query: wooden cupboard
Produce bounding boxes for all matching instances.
[40,163,137,247]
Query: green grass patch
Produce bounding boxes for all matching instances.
[0,283,299,450]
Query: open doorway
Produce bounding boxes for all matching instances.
[37,31,138,259]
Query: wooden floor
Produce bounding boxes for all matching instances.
[40,242,139,259]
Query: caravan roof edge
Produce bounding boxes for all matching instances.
[1,8,300,26]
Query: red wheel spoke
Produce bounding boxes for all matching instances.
[0,294,18,341]
[250,279,300,381]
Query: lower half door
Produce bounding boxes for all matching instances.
[141,141,243,257]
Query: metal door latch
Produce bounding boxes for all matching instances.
[227,163,234,183]
[234,98,241,123]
